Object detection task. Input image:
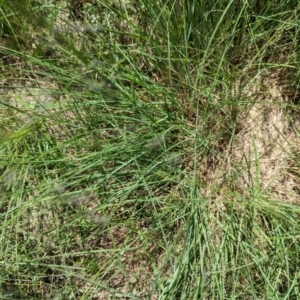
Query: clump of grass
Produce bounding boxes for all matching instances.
[1,0,300,299]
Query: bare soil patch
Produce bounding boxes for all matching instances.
[232,71,300,203]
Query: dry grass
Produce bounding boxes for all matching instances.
[1,1,300,299]
[232,70,300,203]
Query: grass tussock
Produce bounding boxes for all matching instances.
[1,0,300,299]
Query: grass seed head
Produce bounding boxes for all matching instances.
[1,168,17,190]
[89,215,110,227]
[145,136,166,151]
[65,191,92,208]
